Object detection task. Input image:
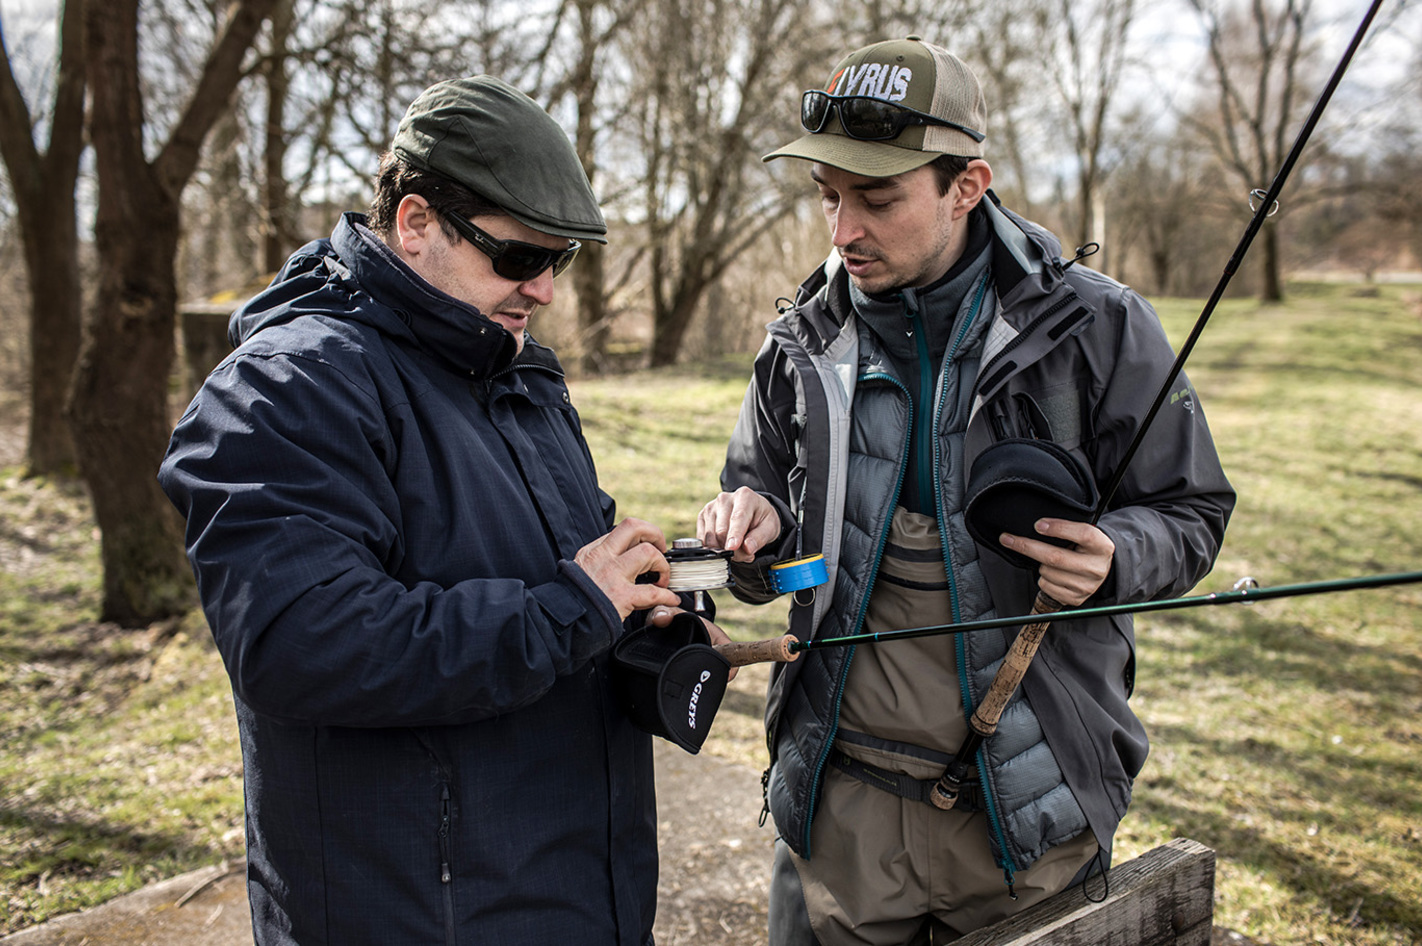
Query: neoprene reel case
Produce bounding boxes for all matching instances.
[612,612,730,754]
[963,438,1100,570]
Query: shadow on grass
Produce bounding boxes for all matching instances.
[1151,609,1422,701]
[0,799,225,891]
[1133,740,1422,936]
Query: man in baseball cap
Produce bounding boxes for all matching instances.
[160,75,735,944]
[698,36,1233,944]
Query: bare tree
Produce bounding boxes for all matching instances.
[1187,0,1320,302]
[0,0,85,477]
[960,2,1050,216]
[262,0,297,273]
[624,0,822,368]
[72,0,278,626]
[1038,0,1137,262]
[1108,109,1223,295]
[535,0,648,375]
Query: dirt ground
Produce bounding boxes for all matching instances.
[0,734,1264,945]
[0,740,777,946]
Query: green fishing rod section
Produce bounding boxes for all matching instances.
[786,570,1422,655]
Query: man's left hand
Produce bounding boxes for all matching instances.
[999,519,1115,607]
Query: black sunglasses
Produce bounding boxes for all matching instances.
[800,90,985,144]
[444,214,580,282]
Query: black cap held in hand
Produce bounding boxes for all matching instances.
[391,76,608,244]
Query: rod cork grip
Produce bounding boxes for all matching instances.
[969,592,1063,734]
[715,635,799,667]
[929,760,971,810]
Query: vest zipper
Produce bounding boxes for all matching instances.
[935,276,1021,884]
[800,370,912,858]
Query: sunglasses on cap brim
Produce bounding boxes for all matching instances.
[800,90,985,144]
[444,213,581,282]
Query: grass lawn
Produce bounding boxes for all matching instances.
[1,281,1419,943]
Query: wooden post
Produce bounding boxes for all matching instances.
[954,838,1216,946]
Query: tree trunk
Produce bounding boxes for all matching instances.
[0,0,87,478]
[648,281,706,368]
[575,241,610,375]
[1260,220,1283,302]
[73,0,276,625]
[21,184,82,477]
[263,0,294,274]
[67,223,195,624]
[569,0,608,376]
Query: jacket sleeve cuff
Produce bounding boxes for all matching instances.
[546,559,624,648]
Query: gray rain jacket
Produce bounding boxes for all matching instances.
[721,194,1235,879]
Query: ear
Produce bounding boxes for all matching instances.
[952,160,994,218]
[393,194,441,257]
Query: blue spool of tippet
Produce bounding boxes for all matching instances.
[769,553,828,599]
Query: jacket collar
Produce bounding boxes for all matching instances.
[788,191,1072,348]
[332,213,520,380]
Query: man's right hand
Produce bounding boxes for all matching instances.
[575,518,681,620]
[697,487,781,563]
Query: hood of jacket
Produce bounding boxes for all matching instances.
[229,211,521,380]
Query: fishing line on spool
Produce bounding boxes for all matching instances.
[665,538,732,611]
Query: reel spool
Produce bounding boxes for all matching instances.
[665,538,733,612]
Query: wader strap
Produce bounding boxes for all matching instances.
[829,750,984,812]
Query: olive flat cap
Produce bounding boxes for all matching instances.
[392,76,607,243]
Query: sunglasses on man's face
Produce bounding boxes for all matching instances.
[800,90,985,144]
[444,214,581,282]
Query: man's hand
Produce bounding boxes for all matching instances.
[646,606,739,682]
[697,487,781,563]
[999,519,1115,607]
[575,518,681,620]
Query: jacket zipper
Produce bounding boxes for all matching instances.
[800,370,912,858]
[972,289,1081,404]
[904,293,936,509]
[439,784,456,945]
[935,276,1020,886]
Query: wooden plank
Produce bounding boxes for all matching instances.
[954,838,1216,946]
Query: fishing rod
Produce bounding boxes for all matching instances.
[720,0,1394,811]
[907,0,1395,812]
[741,570,1422,656]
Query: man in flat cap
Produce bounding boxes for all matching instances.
[160,76,726,945]
[696,38,1235,943]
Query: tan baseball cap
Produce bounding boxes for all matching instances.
[764,36,988,177]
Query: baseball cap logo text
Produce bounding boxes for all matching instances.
[827,64,913,103]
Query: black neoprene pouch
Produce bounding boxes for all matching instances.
[612,612,730,754]
[964,438,1100,570]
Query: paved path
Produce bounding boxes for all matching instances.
[1,741,777,946]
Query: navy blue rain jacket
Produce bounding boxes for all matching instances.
[159,213,657,945]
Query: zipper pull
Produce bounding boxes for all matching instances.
[439,786,453,884]
[759,767,772,828]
